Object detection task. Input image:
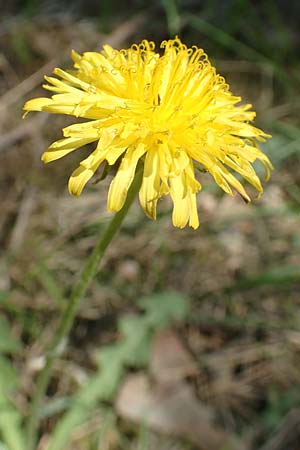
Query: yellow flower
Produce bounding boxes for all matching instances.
[23,37,272,229]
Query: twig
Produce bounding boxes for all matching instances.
[0,59,57,113]
[0,114,48,153]
[100,13,145,48]
[8,186,37,254]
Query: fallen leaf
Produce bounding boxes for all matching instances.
[150,329,198,383]
[116,374,244,450]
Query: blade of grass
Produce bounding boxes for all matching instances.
[0,400,25,450]
[0,357,25,450]
[186,14,297,90]
[198,265,300,301]
[31,259,65,308]
[46,362,125,450]
[161,0,181,36]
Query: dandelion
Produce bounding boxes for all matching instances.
[23,37,272,229]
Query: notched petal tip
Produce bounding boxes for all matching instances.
[53,67,62,75]
[239,192,251,203]
[71,49,81,63]
[262,158,274,181]
[23,97,52,112]
[191,222,200,230]
[68,166,94,197]
[41,152,50,164]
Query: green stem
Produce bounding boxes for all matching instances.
[26,169,142,450]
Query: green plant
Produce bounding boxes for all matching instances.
[0,293,189,450]
[0,316,24,450]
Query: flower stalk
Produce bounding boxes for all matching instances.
[26,168,143,450]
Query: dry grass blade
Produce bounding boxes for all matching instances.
[8,186,37,253]
[0,114,48,153]
[258,409,300,450]
[0,58,57,113]
[101,13,146,48]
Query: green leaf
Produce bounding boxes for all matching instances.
[96,345,126,401]
[0,400,25,450]
[0,353,25,450]
[0,360,24,450]
[46,406,88,450]
[93,409,116,449]
[0,442,10,450]
[118,316,152,368]
[38,397,72,420]
[0,316,20,354]
[48,292,190,450]
[0,356,19,391]
[0,291,9,304]
[139,292,190,328]
[47,347,124,450]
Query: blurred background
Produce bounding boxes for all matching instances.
[1,1,300,449]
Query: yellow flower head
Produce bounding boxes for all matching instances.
[24,37,272,229]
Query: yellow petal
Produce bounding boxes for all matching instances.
[169,163,201,229]
[23,98,52,112]
[62,120,101,139]
[43,78,83,95]
[184,160,202,194]
[187,192,199,229]
[139,148,160,219]
[170,174,189,228]
[68,166,95,196]
[107,143,146,211]
[105,145,128,165]
[224,155,263,193]
[68,150,105,196]
[71,49,82,65]
[42,137,97,163]
[53,68,92,91]
[215,163,251,201]
[171,148,190,176]
[158,142,172,185]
